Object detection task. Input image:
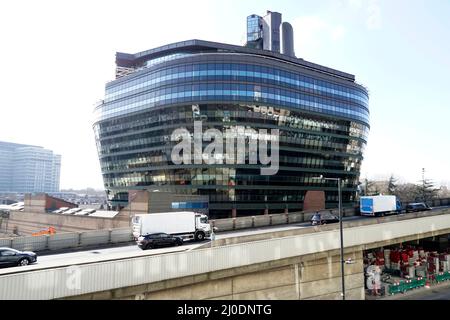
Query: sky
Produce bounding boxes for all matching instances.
[0,0,449,190]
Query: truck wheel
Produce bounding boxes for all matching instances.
[195,232,205,241]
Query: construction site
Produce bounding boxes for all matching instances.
[364,235,450,298]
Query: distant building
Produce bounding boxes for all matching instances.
[0,141,61,193]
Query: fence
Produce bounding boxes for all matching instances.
[0,227,133,252]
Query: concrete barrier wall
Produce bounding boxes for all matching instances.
[211,218,234,232]
[0,227,133,252]
[80,230,110,247]
[0,238,12,248]
[111,228,134,243]
[233,216,253,230]
[6,210,130,236]
[48,233,80,251]
[253,215,270,228]
[271,214,288,226]
[12,235,47,252]
[288,212,304,224]
[211,207,357,233]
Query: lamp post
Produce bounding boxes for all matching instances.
[312,175,345,300]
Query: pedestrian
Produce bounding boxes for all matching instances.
[366,264,375,295]
[373,265,382,296]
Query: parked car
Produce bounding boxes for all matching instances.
[311,212,340,226]
[137,232,183,250]
[406,203,432,213]
[0,248,37,267]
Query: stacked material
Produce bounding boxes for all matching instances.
[384,249,391,269]
[419,250,426,259]
[416,265,427,278]
[439,254,450,272]
[391,262,401,270]
[427,256,440,274]
[408,266,415,278]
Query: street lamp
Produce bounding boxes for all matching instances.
[312,175,346,300]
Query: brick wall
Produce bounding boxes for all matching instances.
[303,191,325,212]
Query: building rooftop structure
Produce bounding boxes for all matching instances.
[113,39,356,82]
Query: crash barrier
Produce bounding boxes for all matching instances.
[0,227,133,252]
[386,273,450,296]
[211,207,357,232]
[387,277,427,295]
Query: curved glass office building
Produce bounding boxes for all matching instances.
[94,37,369,218]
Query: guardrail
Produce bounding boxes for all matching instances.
[1,211,450,300]
[0,227,133,252]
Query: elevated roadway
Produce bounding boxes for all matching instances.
[1,208,450,300]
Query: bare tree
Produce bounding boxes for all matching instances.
[418,168,439,202]
[394,183,421,203]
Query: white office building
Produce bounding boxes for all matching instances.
[0,141,61,193]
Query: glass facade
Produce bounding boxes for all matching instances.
[94,42,369,218]
[247,15,263,42]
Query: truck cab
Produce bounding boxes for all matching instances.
[195,214,211,238]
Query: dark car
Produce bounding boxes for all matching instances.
[0,247,37,267]
[137,233,183,250]
[406,203,432,213]
[311,212,340,226]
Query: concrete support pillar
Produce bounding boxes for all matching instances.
[231,208,237,218]
[284,207,289,214]
[264,208,269,215]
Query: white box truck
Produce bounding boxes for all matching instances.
[132,211,211,241]
[360,195,402,217]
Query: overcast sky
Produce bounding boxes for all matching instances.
[1,0,449,190]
